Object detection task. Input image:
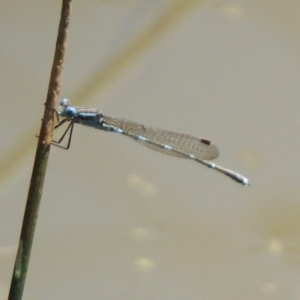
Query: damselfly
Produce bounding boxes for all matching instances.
[51,99,249,185]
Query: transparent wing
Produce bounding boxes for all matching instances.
[102,116,219,161]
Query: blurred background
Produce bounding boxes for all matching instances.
[1,1,300,299]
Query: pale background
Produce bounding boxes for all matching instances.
[1,1,300,299]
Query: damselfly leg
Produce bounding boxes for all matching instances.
[51,118,75,150]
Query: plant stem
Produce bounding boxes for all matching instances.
[8,1,72,299]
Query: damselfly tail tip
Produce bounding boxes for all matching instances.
[241,177,250,186]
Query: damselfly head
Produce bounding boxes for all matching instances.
[58,99,76,118]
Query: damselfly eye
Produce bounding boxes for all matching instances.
[65,106,76,118]
[60,98,70,107]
